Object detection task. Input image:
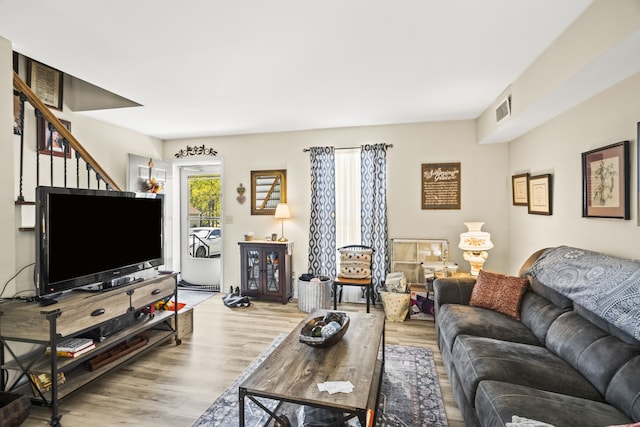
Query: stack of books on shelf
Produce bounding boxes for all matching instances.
[28,371,66,394]
[45,337,95,358]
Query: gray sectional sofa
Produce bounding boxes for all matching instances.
[434,246,640,427]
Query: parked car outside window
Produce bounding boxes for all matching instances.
[189,227,221,258]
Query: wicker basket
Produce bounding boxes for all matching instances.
[380,291,411,322]
[0,392,31,427]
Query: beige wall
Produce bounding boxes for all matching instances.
[164,120,510,286]
[508,71,640,270]
[2,37,165,295]
[477,0,640,145]
[1,37,17,296]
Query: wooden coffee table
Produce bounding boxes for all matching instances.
[239,310,385,427]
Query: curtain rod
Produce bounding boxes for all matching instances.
[302,143,393,152]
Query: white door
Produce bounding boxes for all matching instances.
[179,163,223,289]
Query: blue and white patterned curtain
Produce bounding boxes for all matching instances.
[308,147,337,277]
[361,144,389,298]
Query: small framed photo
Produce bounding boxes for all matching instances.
[38,116,71,158]
[27,58,63,111]
[511,173,529,206]
[13,92,23,135]
[582,141,630,219]
[528,174,552,215]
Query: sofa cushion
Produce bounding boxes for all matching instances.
[528,275,573,309]
[469,270,529,320]
[606,356,640,422]
[519,291,571,345]
[453,335,604,406]
[546,311,640,396]
[438,304,540,353]
[476,380,632,427]
[574,303,640,347]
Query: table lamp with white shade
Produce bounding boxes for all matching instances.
[458,222,493,276]
[274,203,291,242]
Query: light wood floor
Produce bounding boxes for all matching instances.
[22,296,464,426]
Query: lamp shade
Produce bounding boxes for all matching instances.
[274,203,291,219]
[458,222,493,251]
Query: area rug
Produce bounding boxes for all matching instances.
[192,334,448,427]
[171,288,218,309]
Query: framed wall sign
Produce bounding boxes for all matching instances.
[528,174,552,215]
[511,173,529,206]
[38,116,71,158]
[421,162,461,210]
[27,59,63,111]
[582,141,630,219]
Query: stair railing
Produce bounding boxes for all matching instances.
[12,71,122,201]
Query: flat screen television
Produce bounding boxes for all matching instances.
[36,186,164,297]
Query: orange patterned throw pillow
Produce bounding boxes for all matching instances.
[469,270,529,320]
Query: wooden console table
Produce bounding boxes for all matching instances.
[0,272,179,427]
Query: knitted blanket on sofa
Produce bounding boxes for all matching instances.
[526,246,640,340]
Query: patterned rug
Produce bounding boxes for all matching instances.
[192,334,448,427]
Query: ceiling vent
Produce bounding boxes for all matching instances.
[495,96,511,122]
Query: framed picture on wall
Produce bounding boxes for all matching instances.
[38,116,72,158]
[582,141,630,219]
[13,92,22,135]
[27,58,63,111]
[528,174,552,215]
[421,162,461,210]
[511,173,529,206]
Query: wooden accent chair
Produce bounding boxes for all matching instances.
[332,244,375,313]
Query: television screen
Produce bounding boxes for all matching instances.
[36,186,164,296]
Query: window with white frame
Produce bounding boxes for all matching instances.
[335,149,361,247]
[335,149,364,302]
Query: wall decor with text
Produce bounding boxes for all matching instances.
[512,173,529,206]
[528,174,552,216]
[27,59,63,111]
[421,162,461,210]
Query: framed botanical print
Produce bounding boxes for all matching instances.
[582,141,630,219]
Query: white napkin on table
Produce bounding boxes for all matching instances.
[317,381,354,394]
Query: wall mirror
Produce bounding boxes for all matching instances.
[251,170,286,215]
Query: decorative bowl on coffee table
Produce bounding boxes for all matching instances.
[299,311,350,348]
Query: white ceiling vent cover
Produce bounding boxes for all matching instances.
[495,96,511,122]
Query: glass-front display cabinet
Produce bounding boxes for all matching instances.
[238,241,292,304]
[389,239,452,285]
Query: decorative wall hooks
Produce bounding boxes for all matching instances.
[174,144,218,158]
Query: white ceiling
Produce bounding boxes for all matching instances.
[0,0,594,140]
